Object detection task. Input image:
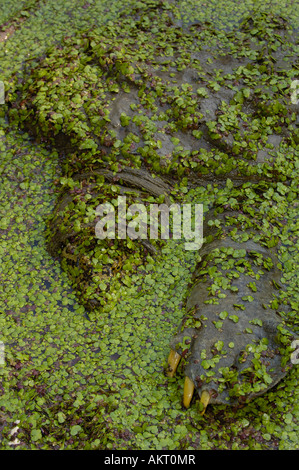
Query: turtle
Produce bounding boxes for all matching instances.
[6,0,298,410]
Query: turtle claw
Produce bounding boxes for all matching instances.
[199,390,210,415]
[166,349,181,378]
[183,376,195,408]
[183,378,210,413]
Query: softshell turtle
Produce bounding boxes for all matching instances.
[6,1,298,410]
[166,207,296,412]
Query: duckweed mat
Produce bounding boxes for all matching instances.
[0,0,298,450]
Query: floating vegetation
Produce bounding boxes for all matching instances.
[0,0,298,451]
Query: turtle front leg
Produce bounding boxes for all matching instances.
[166,207,296,414]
